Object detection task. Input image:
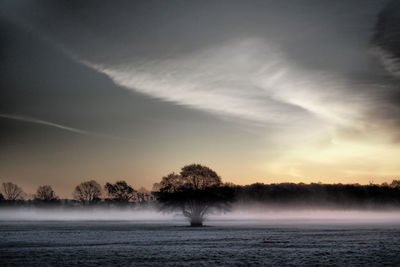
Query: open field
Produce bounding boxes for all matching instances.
[1,218,399,266]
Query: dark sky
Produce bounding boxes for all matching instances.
[1,0,400,197]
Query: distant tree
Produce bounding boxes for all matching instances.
[153,164,234,227]
[224,182,236,187]
[35,185,58,202]
[390,180,400,188]
[73,180,102,203]
[137,187,152,203]
[381,182,389,187]
[1,182,24,201]
[104,180,136,202]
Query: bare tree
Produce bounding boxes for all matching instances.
[154,164,234,227]
[104,180,136,202]
[73,180,102,202]
[1,182,24,201]
[35,185,58,201]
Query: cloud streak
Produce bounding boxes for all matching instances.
[84,38,370,135]
[0,113,122,140]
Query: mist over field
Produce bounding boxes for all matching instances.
[1,205,399,225]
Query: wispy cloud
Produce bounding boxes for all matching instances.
[371,46,400,79]
[84,38,366,132]
[0,113,123,140]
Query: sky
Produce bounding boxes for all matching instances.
[1,0,400,198]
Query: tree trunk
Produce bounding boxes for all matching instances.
[190,210,203,227]
[190,221,203,227]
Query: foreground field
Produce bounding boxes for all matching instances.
[0,220,399,266]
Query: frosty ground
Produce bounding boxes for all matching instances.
[0,213,399,266]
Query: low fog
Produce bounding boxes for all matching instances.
[1,205,400,225]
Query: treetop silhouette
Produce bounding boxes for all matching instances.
[153,164,234,226]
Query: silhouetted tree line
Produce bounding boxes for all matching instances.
[232,181,400,208]
[0,180,154,207]
[1,178,400,209]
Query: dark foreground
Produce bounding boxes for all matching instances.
[0,221,399,266]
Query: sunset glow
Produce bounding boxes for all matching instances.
[1,0,400,197]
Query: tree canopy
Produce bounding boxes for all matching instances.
[73,180,102,203]
[1,182,24,201]
[35,185,58,202]
[104,180,136,202]
[153,164,234,226]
